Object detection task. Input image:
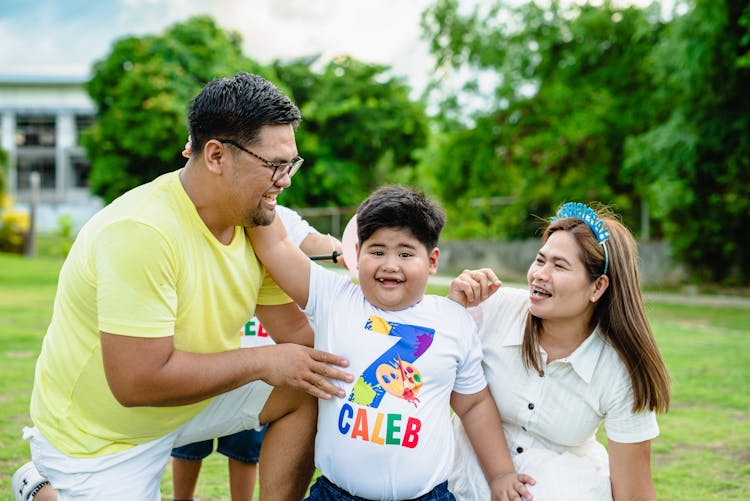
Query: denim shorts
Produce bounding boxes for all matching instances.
[171,424,268,464]
[304,475,456,501]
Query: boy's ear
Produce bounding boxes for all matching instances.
[428,247,440,275]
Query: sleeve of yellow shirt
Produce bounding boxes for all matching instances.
[95,219,178,338]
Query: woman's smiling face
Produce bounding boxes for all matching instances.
[526,230,599,323]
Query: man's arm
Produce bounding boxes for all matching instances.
[101,330,352,406]
[451,388,535,500]
[299,232,344,266]
[255,302,313,346]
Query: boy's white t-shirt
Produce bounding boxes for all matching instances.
[305,264,487,500]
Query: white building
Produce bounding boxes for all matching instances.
[0,70,103,232]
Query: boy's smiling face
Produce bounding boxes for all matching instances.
[357,227,439,311]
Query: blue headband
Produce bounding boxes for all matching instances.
[552,202,610,275]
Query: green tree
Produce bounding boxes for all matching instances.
[419,0,665,238]
[82,17,428,210]
[624,0,750,283]
[81,16,269,203]
[273,56,430,208]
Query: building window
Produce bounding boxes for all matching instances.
[16,151,55,190]
[70,154,91,188]
[15,114,56,147]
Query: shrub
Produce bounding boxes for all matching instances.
[0,196,30,253]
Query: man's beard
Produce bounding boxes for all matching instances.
[249,206,275,227]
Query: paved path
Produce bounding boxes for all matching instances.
[639,291,750,308]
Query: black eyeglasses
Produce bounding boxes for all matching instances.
[218,139,304,182]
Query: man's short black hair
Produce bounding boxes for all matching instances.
[188,72,301,152]
[356,185,446,252]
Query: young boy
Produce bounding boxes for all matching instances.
[248,185,534,500]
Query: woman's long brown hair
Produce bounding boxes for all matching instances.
[522,210,671,413]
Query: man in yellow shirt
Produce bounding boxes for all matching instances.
[14,72,352,501]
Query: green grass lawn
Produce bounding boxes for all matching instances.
[1,252,749,499]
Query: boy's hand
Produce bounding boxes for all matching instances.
[448,268,502,307]
[489,472,535,501]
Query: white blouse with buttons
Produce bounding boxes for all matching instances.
[448,287,659,500]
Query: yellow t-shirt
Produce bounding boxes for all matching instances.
[30,170,290,457]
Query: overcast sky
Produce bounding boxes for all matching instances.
[0,0,677,100]
[0,0,435,92]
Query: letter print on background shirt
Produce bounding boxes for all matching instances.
[349,315,435,409]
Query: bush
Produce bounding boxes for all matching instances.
[0,196,29,253]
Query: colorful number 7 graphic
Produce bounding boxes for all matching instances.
[349,315,435,409]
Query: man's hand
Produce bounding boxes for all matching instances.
[257,343,353,400]
[489,472,535,501]
[448,268,502,307]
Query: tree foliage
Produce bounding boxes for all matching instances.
[82,16,429,212]
[419,0,666,238]
[624,0,750,283]
[81,16,268,203]
[272,56,430,208]
[420,0,750,283]
[77,4,750,283]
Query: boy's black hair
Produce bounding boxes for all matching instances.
[188,72,301,153]
[356,185,446,251]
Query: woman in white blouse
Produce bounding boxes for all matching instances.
[448,202,671,500]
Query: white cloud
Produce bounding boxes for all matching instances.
[0,0,434,94]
